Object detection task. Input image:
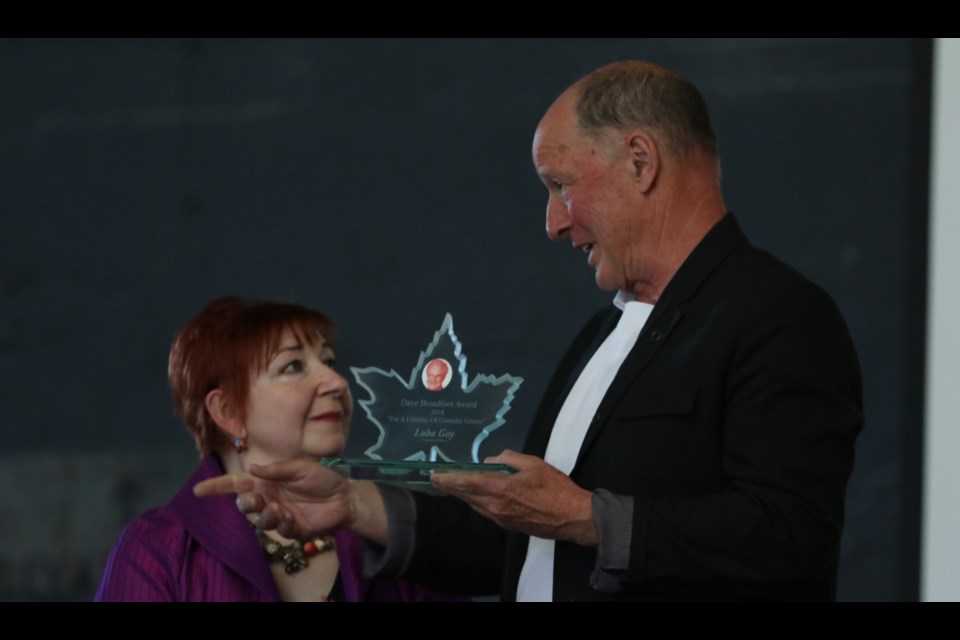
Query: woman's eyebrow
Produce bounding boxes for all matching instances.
[270,343,305,360]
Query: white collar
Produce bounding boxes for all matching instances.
[612,289,636,311]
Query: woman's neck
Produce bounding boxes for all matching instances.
[216,448,342,601]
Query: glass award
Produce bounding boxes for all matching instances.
[322,313,524,483]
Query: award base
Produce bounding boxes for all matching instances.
[321,458,517,485]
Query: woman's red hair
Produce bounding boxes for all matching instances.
[167,297,334,456]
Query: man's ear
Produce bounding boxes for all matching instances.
[205,389,244,440]
[625,129,660,194]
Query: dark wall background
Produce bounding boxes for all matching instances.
[0,38,929,601]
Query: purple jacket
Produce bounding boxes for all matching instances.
[95,455,461,602]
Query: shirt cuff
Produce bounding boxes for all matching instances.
[590,489,634,592]
[361,483,418,580]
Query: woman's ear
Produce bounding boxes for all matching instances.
[205,389,245,441]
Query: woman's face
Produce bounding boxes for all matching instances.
[241,328,352,464]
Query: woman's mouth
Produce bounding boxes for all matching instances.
[310,411,343,422]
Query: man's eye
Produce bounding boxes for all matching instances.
[281,360,304,373]
[552,179,564,190]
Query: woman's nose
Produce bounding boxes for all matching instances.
[316,366,349,395]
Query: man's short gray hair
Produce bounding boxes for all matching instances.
[575,61,719,161]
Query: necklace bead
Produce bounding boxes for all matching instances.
[255,527,335,574]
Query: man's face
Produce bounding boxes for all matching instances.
[425,359,449,391]
[532,93,653,296]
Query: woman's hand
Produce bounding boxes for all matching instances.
[194,458,388,544]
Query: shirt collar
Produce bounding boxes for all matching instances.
[612,289,635,311]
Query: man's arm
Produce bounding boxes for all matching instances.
[194,461,507,596]
[193,460,389,545]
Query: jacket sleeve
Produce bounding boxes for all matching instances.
[95,510,183,601]
[359,484,503,598]
[403,491,507,597]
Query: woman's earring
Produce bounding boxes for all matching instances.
[234,436,248,453]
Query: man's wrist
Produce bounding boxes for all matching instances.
[346,480,388,545]
[562,487,600,547]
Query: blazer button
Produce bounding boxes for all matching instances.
[650,329,663,342]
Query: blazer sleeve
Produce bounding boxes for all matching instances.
[401,492,507,597]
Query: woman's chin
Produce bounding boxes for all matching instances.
[301,434,346,459]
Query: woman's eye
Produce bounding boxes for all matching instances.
[323,358,337,369]
[281,360,304,373]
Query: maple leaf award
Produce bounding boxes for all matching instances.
[322,313,524,482]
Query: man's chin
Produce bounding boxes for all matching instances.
[593,270,620,293]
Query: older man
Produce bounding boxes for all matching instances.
[197,61,863,601]
[423,358,450,392]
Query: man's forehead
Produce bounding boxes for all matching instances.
[536,104,571,132]
[533,96,584,165]
[533,121,574,167]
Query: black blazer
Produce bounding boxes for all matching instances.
[408,215,864,601]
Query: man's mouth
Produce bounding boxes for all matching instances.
[580,243,593,254]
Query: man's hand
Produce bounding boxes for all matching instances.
[430,450,598,547]
[193,458,388,544]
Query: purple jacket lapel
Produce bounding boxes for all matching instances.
[167,455,282,601]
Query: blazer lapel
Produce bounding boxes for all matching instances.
[524,308,620,459]
[571,214,748,472]
[574,303,683,468]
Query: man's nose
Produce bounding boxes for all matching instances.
[545,197,571,241]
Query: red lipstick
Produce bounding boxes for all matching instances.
[310,411,343,422]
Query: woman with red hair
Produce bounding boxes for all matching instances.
[96,297,460,602]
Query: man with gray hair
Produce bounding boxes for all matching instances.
[197,61,863,601]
